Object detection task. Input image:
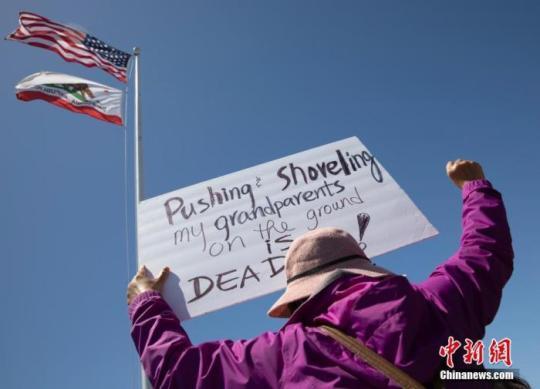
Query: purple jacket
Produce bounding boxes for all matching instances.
[129,180,513,388]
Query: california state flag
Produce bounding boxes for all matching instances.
[16,71,124,125]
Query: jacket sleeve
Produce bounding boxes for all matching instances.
[128,291,283,389]
[417,180,514,336]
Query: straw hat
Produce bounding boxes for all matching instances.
[267,227,392,318]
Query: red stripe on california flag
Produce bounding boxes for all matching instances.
[16,91,123,126]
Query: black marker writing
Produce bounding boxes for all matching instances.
[187,263,266,303]
[306,186,364,230]
[277,149,383,191]
[357,213,370,251]
[164,183,256,225]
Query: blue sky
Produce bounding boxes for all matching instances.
[1,1,539,388]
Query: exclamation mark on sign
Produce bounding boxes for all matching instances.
[357,213,370,251]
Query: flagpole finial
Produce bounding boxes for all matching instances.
[133,47,141,55]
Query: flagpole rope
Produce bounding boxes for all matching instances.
[123,128,130,281]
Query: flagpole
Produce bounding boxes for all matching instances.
[133,47,151,389]
[133,48,144,210]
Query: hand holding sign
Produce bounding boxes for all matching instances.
[127,266,170,304]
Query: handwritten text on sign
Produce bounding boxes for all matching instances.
[138,137,438,320]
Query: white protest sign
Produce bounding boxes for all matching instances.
[138,137,438,320]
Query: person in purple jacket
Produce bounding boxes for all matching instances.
[127,159,514,388]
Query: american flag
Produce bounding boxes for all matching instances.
[7,12,131,83]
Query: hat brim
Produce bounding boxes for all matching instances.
[267,257,393,318]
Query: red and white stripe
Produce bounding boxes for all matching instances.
[7,12,128,83]
[17,90,123,125]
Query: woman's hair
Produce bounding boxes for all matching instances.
[492,376,530,389]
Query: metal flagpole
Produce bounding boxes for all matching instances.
[132,47,152,389]
[133,48,144,213]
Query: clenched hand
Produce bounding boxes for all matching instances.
[446,159,485,189]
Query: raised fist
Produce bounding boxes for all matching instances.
[446,159,485,189]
